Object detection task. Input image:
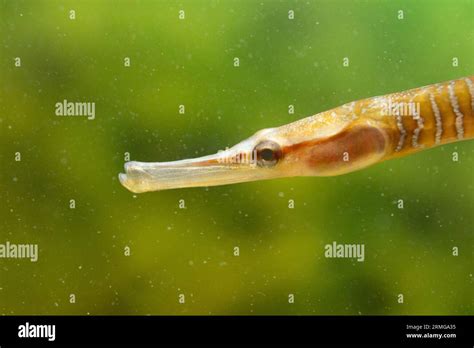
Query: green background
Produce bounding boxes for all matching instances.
[0,0,473,315]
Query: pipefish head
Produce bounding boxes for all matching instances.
[118,126,311,193]
[119,111,389,193]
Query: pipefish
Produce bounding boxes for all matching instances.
[119,76,474,193]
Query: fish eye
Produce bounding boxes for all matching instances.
[255,141,282,167]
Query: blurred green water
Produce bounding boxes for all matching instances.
[0,0,473,315]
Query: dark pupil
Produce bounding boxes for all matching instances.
[260,148,274,161]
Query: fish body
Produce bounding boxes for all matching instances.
[119,76,474,193]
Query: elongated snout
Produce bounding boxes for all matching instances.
[118,145,281,193]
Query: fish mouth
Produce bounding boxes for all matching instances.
[118,149,277,193]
